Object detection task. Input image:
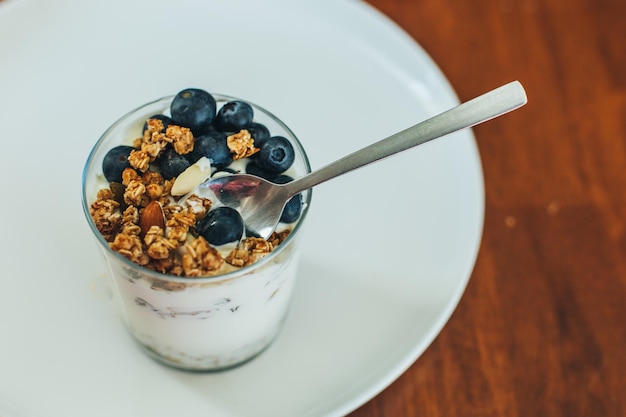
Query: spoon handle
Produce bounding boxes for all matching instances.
[285,81,527,195]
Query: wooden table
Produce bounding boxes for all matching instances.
[351,0,626,416]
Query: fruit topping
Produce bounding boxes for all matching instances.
[272,175,303,223]
[170,88,216,135]
[245,122,270,148]
[254,136,295,173]
[102,145,135,183]
[188,131,233,168]
[214,100,254,132]
[196,206,245,246]
[245,160,277,181]
[158,147,191,180]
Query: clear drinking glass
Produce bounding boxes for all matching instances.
[81,94,312,371]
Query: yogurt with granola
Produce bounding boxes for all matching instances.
[82,88,311,370]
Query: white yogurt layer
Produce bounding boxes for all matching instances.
[106,237,300,370]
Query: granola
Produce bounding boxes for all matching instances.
[182,236,225,277]
[90,102,301,279]
[90,194,122,241]
[227,129,259,160]
[128,119,189,172]
[166,125,194,155]
[225,237,274,267]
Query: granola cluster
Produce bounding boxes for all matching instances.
[128,119,194,173]
[226,232,289,267]
[89,118,291,278]
[227,129,259,160]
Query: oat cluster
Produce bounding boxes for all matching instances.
[89,119,290,277]
[226,129,259,160]
[128,119,194,173]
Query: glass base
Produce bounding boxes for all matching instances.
[133,335,278,372]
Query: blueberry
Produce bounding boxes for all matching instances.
[196,206,244,246]
[272,175,303,223]
[142,114,173,133]
[211,167,238,176]
[246,122,270,148]
[102,145,134,183]
[215,101,254,132]
[157,147,190,180]
[188,131,233,168]
[170,88,216,135]
[255,136,295,173]
[245,160,277,181]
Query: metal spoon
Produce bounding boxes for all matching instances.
[196,81,527,239]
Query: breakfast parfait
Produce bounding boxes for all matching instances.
[82,88,311,370]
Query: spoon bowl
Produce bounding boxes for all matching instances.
[196,173,295,239]
[195,81,527,239]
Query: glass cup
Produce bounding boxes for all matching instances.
[81,94,312,371]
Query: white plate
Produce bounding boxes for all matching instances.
[0,0,484,416]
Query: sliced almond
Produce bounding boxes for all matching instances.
[171,156,212,196]
[140,200,166,237]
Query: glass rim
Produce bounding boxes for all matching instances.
[81,93,312,284]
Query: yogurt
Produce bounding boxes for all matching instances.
[82,92,312,370]
[105,229,301,370]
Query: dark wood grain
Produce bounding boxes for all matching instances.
[352,0,626,416]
